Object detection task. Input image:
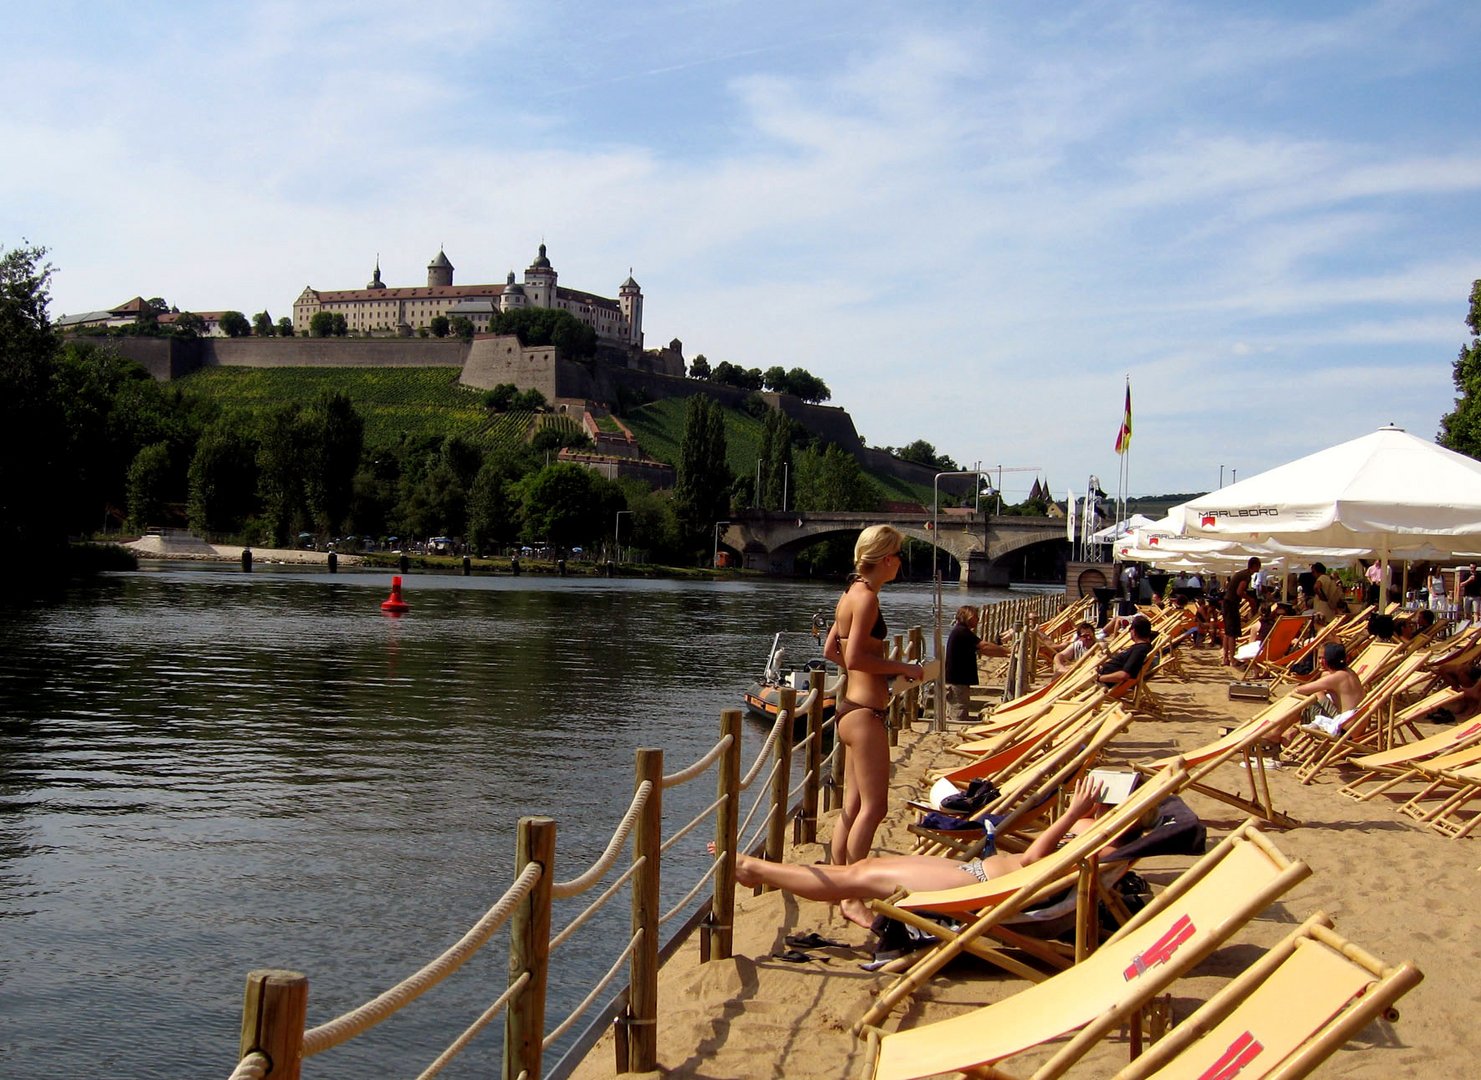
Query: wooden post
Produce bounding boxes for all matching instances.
[802,670,824,844]
[505,816,556,1080]
[887,634,904,747]
[239,969,307,1080]
[828,679,847,812]
[766,689,795,869]
[627,749,663,1074]
[710,710,742,961]
[908,626,925,727]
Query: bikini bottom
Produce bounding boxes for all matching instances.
[836,697,887,725]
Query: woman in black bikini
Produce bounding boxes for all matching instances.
[822,525,925,927]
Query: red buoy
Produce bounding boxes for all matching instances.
[380,575,410,613]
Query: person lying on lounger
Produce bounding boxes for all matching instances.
[710,778,1109,929]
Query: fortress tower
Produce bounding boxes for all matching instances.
[619,273,643,347]
[427,248,454,288]
[523,243,557,306]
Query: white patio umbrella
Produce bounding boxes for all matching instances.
[1089,513,1156,544]
[1169,425,1481,604]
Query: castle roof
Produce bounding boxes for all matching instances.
[298,282,622,311]
[428,249,454,270]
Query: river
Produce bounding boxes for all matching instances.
[0,563,1014,1078]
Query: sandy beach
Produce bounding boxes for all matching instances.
[570,644,1477,1079]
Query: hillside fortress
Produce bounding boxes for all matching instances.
[291,243,644,346]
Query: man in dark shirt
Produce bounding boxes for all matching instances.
[945,605,1000,722]
[1222,556,1261,667]
[1098,614,1155,687]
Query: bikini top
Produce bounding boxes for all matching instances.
[840,576,888,641]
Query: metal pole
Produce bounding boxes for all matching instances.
[782,463,789,512]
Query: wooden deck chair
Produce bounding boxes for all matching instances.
[1136,694,1309,828]
[940,697,1106,784]
[1240,615,1307,679]
[1337,711,1481,802]
[864,822,1311,1080]
[1260,617,1344,685]
[855,761,1191,1031]
[1285,650,1433,784]
[914,706,1137,859]
[1401,757,1481,838]
[1110,915,1421,1080]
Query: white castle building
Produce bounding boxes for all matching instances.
[291,244,644,346]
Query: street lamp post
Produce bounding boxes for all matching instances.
[713,520,730,570]
[1219,464,1225,489]
[614,510,632,562]
[931,469,993,732]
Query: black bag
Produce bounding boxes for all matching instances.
[939,777,1000,815]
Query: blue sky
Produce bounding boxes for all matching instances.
[5,0,1479,497]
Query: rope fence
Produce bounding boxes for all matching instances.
[227,625,942,1080]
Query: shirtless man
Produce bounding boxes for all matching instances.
[1052,622,1097,675]
[1289,643,1363,737]
[713,778,1108,927]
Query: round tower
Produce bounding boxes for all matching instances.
[522,242,557,306]
[619,271,643,347]
[367,257,386,290]
[427,248,454,288]
[500,271,527,311]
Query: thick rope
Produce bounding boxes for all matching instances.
[662,732,733,788]
[740,712,787,789]
[225,1051,270,1080]
[550,856,645,951]
[552,780,652,899]
[660,848,724,926]
[302,861,542,1055]
[543,929,643,1049]
[736,758,780,841]
[740,806,778,856]
[659,794,725,855]
[413,972,531,1080]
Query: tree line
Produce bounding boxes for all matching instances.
[686,353,831,403]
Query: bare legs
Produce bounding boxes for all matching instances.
[830,706,891,926]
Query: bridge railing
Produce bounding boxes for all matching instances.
[226,633,941,1080]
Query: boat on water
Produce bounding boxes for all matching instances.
[742,629,839,724]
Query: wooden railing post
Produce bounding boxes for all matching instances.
[506,816,556,1080]
[887,634,904,746]
[766,689,795,869]
[239,969,307,1080]
[828,674,847,812]
[802,669,824,844]
[627,749,664,1074]
[908,626,925,727]
[710,710,742,961]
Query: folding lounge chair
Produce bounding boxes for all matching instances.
[1337,709,1481,801]
[855,761,1190,1031]
[864,821,1311,1080]
[1240,615,1306,679]
[1401,756,1481,839]
[1110,915,1421,1080]
[1136,694,1308,828]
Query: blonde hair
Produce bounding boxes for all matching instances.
[855,524,904,571]
[954,605,978,626]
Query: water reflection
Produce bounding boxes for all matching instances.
[0,564,1003,1077]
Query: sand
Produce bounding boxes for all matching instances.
[568,645,1479,1079]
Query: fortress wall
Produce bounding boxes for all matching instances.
[460,336,562,398]
[207,338,465,368]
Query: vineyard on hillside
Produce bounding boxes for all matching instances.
[175,367,534,449]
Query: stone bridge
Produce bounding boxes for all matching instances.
[722,510,1067,584]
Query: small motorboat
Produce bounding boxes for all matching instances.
[742,631,838,725]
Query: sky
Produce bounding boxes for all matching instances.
[5,0,1479,499]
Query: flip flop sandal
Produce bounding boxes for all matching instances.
[785,932,848,950]
[770,949,816,963]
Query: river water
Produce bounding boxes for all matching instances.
[0,564,1011,1079]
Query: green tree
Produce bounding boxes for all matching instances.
[125,441,172,531]
[1440,279,1481,459]
[795,444,877,512]
[786,367,830,403]
[302,391,364,536]
[482,383,518,411]
[252,311,276,337]
[763,409,793,510]
[489,307,598,358]
[466,448,526,552]
[256,404,312,544]
[309,311,335,337]
[688,353,711,379]
[514,462,623,548]
[430,315,450,338]
[673,394,731,555]
[762,365,788,392]
[513,388,547,412]
[219,310,251,338]
[450,315,474,342]
[331,313,348,337]
[894,439,960,471]
[174,311,206,337]
[276,316,294,337]
[187,419,259,537]
[0,242,66,559]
